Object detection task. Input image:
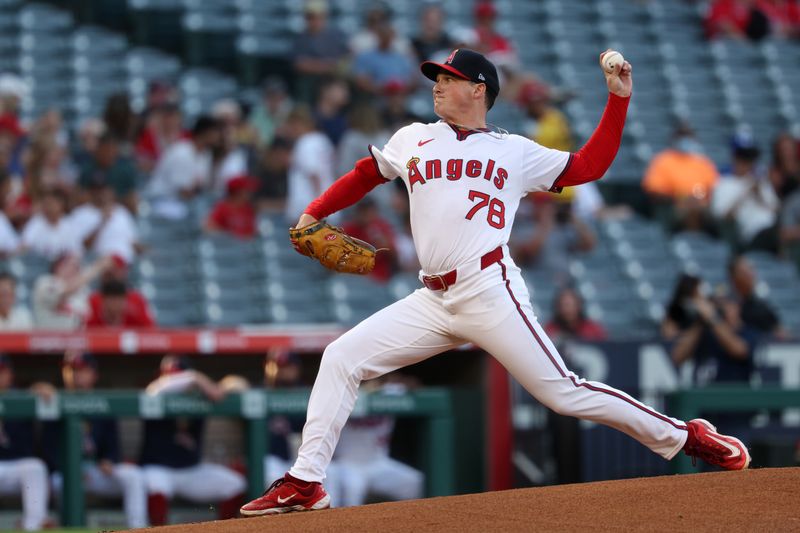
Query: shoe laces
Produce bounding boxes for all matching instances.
[263,477,286,496]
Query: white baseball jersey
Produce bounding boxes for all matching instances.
[370,121,569,275]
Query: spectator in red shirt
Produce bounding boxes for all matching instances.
[86,277,155,328]
[472,1,516,64]
[342,197,397,282]
[705,0,771,40]
[205,175,259,239]
[758,0,800,38]
[544,287,607,341]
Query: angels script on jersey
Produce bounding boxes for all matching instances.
[405,156,508,193]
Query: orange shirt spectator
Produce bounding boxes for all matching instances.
[205,175,259,239]
[86,279,155,328]
[642,145,720,204]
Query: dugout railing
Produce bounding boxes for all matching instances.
[0,388,456,527]
[668,386,800,474]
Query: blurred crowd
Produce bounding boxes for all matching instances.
[0,0,794,337]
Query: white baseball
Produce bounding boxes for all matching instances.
[602,51,624,73]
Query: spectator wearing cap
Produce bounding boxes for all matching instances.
[69,179,140,264]
[313,79,351,147]
[78,133,139,214]
[411,2,456,63]
[135,102,185,175]
[0,272,31,330]
[20,187,82,260]
[42,351,148,528]
[253,136,292,214]
[284,106,337,223]
[381,80,423,133]
[249,78,292,148]
[518,80,572,152]
[86,277,155,329]
[205,175,259,239]
[147,115,222,220]
[642,123,720,233]
[211,99,251,196]
[353,20,417,97]
[141,355,245,526]
[471,1,516,65]
[711,132,780,252]
[293,0,351,104]
[32,254,112,330]
[0,354,50,532]
[342,198,398,282]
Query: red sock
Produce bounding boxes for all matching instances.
[285,472,315,488]
[218,493,244,520]
[148,493,169,526]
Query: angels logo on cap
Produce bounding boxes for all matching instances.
[420,48,500,104]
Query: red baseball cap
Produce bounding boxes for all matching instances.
[226,175,259,195]
[517,80,551,106]
[474,1,497,19]
[421,48,500,100]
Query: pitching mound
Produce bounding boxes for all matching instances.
[140,467,799,532]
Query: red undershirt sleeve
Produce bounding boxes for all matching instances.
[550,92,630,191]
[304,155,390,220]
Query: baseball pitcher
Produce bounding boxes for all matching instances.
[241,48,750,516]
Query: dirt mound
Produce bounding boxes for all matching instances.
[140,467,799,532]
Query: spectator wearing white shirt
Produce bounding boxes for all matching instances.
[32,254,112,330]
[70,181,140,264]
[284,106,337,223]
[0,272,31,330]
[711,133,780,252]
[20,188,81,260]
[147,116,222,220]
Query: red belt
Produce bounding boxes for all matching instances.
[422,246,504,291]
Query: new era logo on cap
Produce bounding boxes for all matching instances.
[420,48,500,100]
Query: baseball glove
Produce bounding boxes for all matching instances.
[288,220,378,275]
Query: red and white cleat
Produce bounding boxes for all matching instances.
[683,418,751,471]
[240,474,331,516]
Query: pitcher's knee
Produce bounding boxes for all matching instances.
[320,340,359,379]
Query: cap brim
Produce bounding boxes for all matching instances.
[420,61,472,83]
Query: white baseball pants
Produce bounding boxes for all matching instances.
[290,252,688,484]
[51,462,147,528]
[143,463,246,502]
[0,458,49,531]
[335,456,424,507]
